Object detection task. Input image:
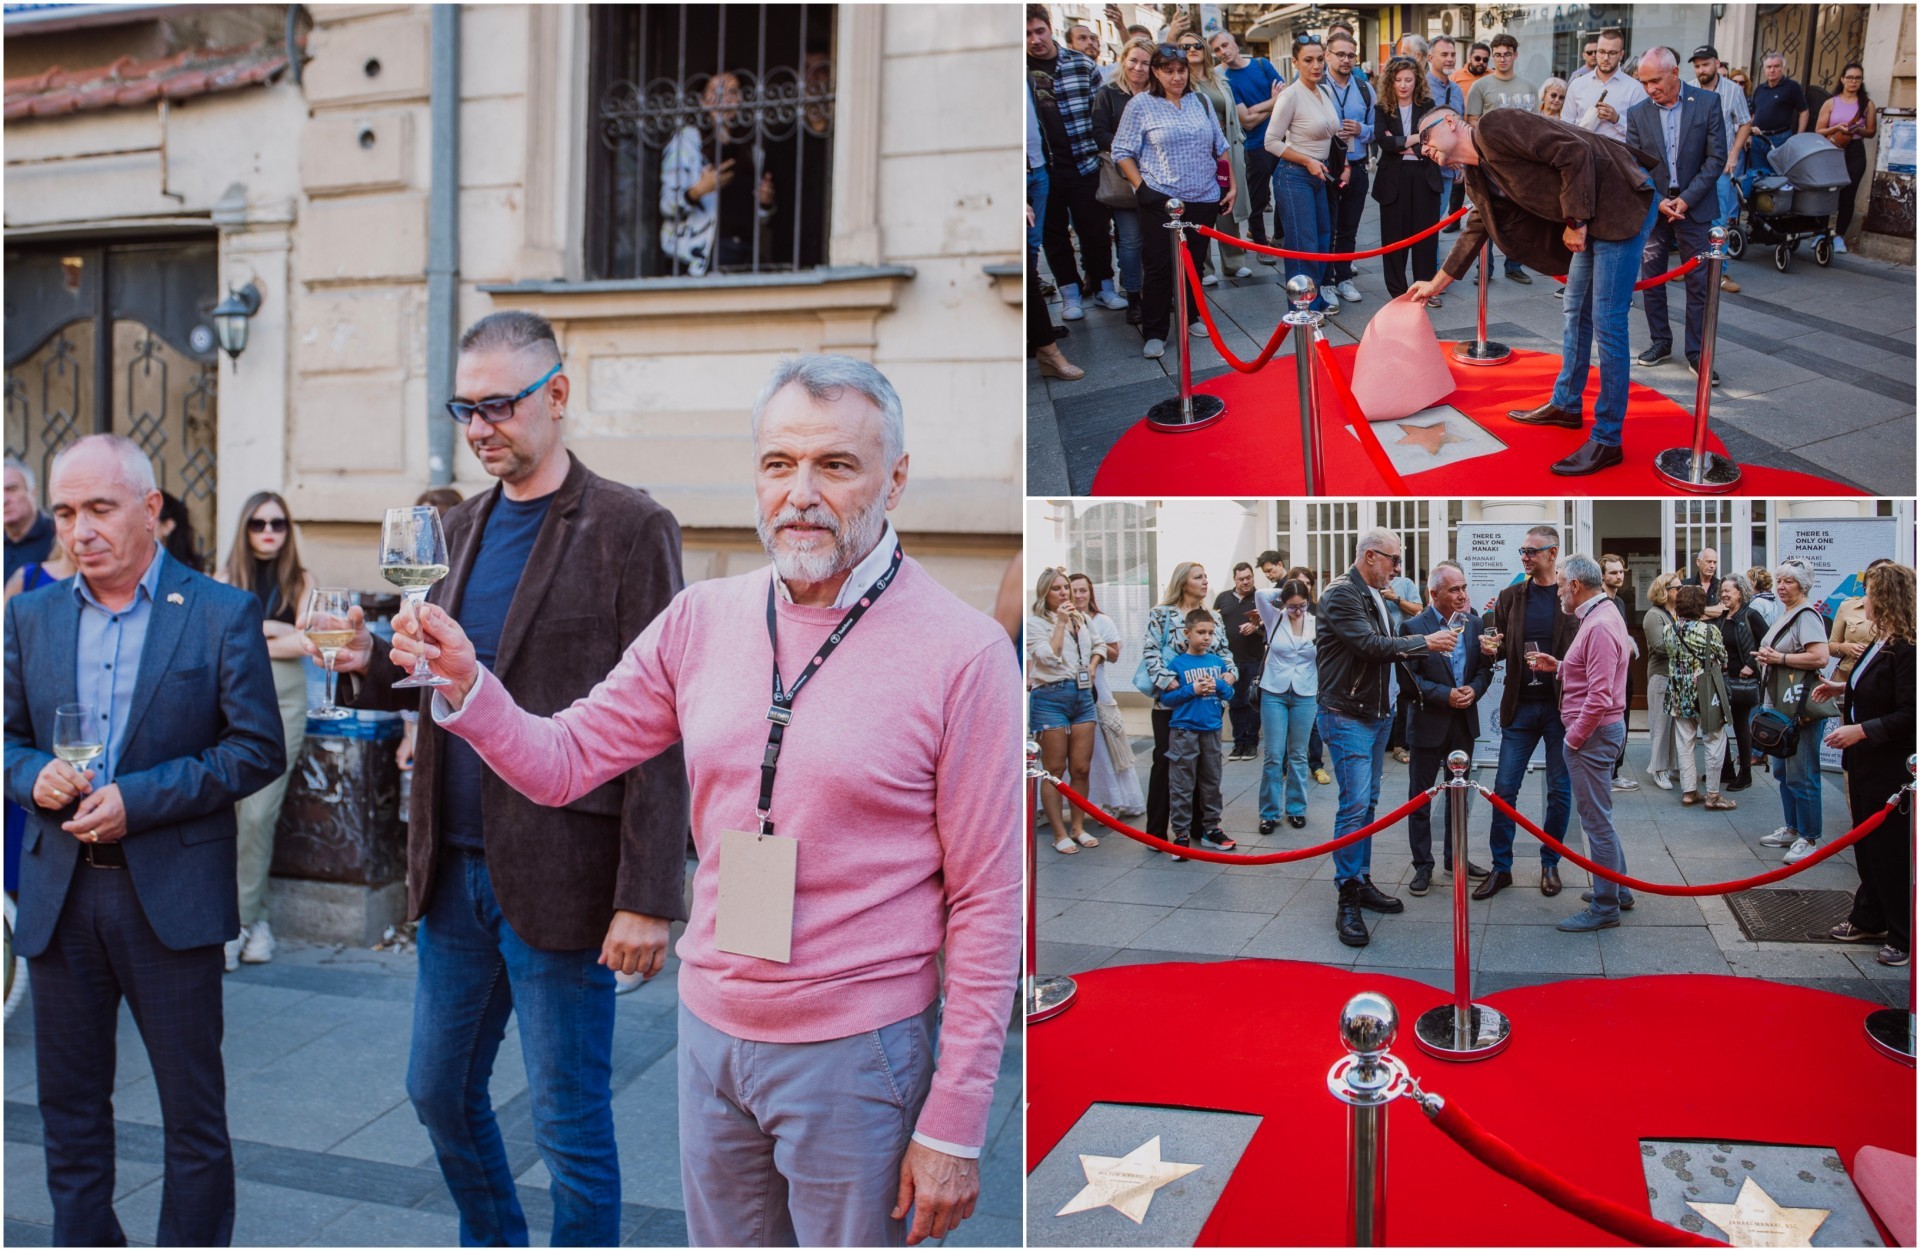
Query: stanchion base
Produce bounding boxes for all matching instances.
[1146,394,1227,432]
[1652,447,1742,494]
[1413,1003,1512,1061]
[1027,975,1079,1024]
[1864,1008,1915,1066]
[1452,340,1512,366]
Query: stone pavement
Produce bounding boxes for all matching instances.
[1036,733,1909,1008]
[1027,194,1917,495]
[3,908,1023,1247]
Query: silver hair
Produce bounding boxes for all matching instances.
[1397,32,1427,57]
[1724,572,1753,607]
[1639,45,1678,74]
[1773,558,1816,597]
[1526,523,1561,546]
[3,454,34,494]
[751,354,906,467]
[1541,75,1567,98]
[51,434,156,496]
[1356,526,1400,558]
[1428,33,1455,50]
[1562,554,1604,589]
[1763,51,1785,67]
[1428,559,1465,591]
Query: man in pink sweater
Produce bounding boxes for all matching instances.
[1528,553,1634,932]
[386,355,1019,1248]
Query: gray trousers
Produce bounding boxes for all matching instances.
[678,999,937,1247]
[1566,720,1629,915]
[1165,727,1223,836]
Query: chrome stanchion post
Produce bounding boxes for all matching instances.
[1147,198,1227,432]
[1654,226,1742,492]
[1283,275,1326,494]
[1864,756,1915,1064]
[1415,752,1513,1061]
[1453,238,1511,365]
[1327,992,1409,1246]
[1025,739,1077,1024]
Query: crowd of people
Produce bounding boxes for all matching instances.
[1027,528,1915,965]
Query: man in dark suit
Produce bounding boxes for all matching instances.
[1681,546,1727,620]
[1626,47,1728,383]
[1400,561,1493,896]
[321,312,690,1244]
[4,434,285,1247]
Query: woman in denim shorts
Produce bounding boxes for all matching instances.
[1027,568,1100,853]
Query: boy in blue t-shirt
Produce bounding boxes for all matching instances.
[1165,610,1237,859]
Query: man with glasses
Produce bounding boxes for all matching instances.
[1477,526,1578,901]
[317,311,691,1244]
[1323,31,1375,306]
[1563,28,1647,144]
[1465,33,1540,284]
[1571,37,1599,82]
[1315,528,1461,947]
[1454,40,1490,96]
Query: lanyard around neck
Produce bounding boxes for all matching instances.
[757,544,904,835]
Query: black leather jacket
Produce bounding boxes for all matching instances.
[1315,568,1430,719]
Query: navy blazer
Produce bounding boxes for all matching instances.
[4,551,285,956]
[1400,605,1494,749]
[1626,84,1728,215]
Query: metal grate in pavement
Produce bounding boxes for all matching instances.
[1724,888,1857,943]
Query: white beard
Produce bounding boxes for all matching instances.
[757,492,889,588]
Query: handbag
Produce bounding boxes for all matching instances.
[1131,610,1180,698]
[1097,154,1135,208]
[1748,675,1805,758]
[1727,674,1761,708]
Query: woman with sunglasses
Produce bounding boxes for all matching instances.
[1265,33,1348,314]
[1111,42,1233,360]
[214,491,316,971]
[1180,33,1255,285]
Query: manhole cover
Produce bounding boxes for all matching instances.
[1724,888,1857,943]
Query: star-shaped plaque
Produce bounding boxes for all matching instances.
[1687,1176,1832,1246]
[1395,420,1468,456]
[1055,1135,1202,1225]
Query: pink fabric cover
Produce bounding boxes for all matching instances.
[1348,294,1457,422]
[1854,1145,1916,1247]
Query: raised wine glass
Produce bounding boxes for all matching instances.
[1524,639,1546,686]
[304,587,356,719]
[381,505,451,690]
[52,703,103,783]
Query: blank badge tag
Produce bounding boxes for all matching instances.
[715,828,797,964]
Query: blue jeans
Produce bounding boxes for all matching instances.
[409,852,620,1246]
[1551,197,1659,448]
[1715,165,1739,231]
[1112,206,1143,295]
[1742,132,1782,199]
[1566,721,1628,917]
[1274,161,1333,310]
[1321,708,1391,884]
[1772,717,1826,841]
[1487,699,1573,873]
[1260,687,1315,820]
[1026,166,1048,255]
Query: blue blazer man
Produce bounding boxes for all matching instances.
[1399,600,1494,885]
[5,538,283,1247]
[1626,71,1728,365]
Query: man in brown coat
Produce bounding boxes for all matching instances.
[1408,107,1661,477]
[317,310,690,1243]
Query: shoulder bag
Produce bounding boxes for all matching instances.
[1131,609,1181,698]
[1097,153,1136,208]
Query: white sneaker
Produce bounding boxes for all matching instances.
[1094,286,1129,310]
[224,928,246,974]
[1833,237,1848,253]
[1188,321,1208,337]
[1233,266,1254,278]
[1783,837,1820,864]
[1611,776,1640,792]
[1759,827,1798,848]
[1649,770,1674,791]
[1060,283,1084,320]
[1319,285,1341,313]
[1201,273,1219,288]
[240,918,275,964]
[1143,338,1166,359]
[1336,280,1363,303]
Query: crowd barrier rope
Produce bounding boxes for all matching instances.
[1047,776,1437,866]
[1550,256,1703,292]
[1480,785,1899,896]
[1179,248,1294,374]
[1313,336,1410,491]
[1194,205,1472,263]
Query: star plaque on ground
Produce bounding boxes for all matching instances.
[1056,1136,1202,1224]
[1641,1139,1883,1247]
[1353,402,1507,475]
[1028,1103,1262,1247]
[1688,1176,1831,1246]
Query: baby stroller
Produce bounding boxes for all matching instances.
[1724,132,1851,272]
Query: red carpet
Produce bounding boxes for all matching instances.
[1027,961,1914,1246]
[1088,345,1864,496]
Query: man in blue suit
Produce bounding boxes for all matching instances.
[4,434,284,1247]
[1400,561,1494,897]
[1626,47,1728,384]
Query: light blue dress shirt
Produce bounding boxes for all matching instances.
[1325,71,1375,151]
[72,547,167,785]
[1254,590,1319,696]
[1656,95,1684,191]
[1111,90,1229,202]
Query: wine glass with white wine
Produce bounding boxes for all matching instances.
[381,505,451,690]
[52,703,103,789]
[304,587,356,719]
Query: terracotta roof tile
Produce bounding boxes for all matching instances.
[4,39,290,121]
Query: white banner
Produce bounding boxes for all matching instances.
[1775,517,1897,772]
[1455,523,1546,769]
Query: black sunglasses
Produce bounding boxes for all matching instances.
[446,361,562,426]
[247,517,288,534]
[1519,545,1558,558]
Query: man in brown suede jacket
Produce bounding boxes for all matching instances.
[1408,107,1661,478]
[316,310,689,1243]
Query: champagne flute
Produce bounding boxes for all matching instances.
[304,587,355,720]
[53,703,103,785]
[381,506,451,690]
[1524,639,1546,686]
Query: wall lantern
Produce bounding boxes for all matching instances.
[210,283,263,365]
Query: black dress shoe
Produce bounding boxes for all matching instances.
[1467,860,1490,879]
[1409,867,1432,896]
[1505,268,1532,284]
[1635,344,1672,366]
[1506,402,1584,429]
[1354,875,1405,913]
[1686,355,1721,385]
[1259,819,1280,835]
[1336,881,1371,947]
[1471,870,1513,900]
[1551,440,1625,476]
[1288,814,1307,829]
[1125,293,1143,326]
[1727,774,1752,792]
[1540,865,1562,896]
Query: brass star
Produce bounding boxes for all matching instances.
[1687,1176,1831,1247]
[1394,420,1468,456]
[1055,1135,1202,1225]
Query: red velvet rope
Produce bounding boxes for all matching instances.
[1479,785,1898,896]
[1049,779,1436,865]
[1549,256,1703,291]
[1193,204,1471,262]
[1180,247,1293,374]
[1312,335,1410,492]
[1424,1097,1722,1247]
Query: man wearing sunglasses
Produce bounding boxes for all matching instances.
[317,310,690,1244]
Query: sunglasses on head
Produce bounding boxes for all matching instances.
[1519,545,1558,558]
[446,360,562,426]
[247,517,288,534]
